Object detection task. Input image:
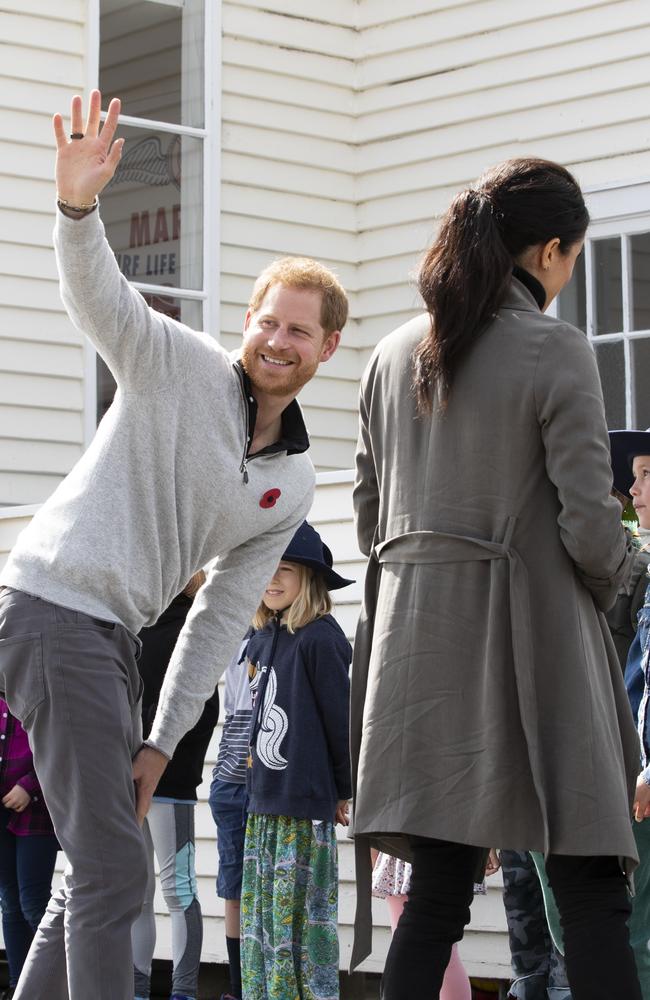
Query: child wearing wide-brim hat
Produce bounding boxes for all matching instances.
[609,429,650,498]
[608,429,650,999]
[240,520,353,1000]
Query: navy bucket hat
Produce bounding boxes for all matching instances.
[282,521,354,591]
[608,429,650,496]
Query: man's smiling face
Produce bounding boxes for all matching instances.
[241,283,339,400]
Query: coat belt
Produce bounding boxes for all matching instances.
[374,516,548,845]
[350,516,549,970]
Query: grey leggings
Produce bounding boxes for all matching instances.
[132,800,203,1000]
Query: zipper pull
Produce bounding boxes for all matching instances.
[240,459,249,484]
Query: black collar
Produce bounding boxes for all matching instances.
[235,361,310,457]
[512,266,546,311]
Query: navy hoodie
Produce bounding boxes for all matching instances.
[247,613,352,822]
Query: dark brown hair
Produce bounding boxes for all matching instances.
[414,157,589,412]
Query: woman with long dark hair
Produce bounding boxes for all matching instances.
[351,158,641,999]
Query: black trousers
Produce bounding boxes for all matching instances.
[381,837,641,1000]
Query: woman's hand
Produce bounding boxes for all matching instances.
[2,784,31,813]
[634,775,650,821]
[335,800,350,825]
[53,89,124,208]
[485,848,500,876]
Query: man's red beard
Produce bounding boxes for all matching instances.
[240,344,318,397]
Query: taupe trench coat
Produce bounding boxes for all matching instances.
[350,278,640,968]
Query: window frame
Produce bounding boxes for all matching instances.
[551,177,650,429]
[83,0,222,446]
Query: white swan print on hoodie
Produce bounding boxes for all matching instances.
[257,665,288,770]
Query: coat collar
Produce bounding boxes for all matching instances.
[500,270,546,314]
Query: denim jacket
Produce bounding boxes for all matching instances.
[626,580,650,784]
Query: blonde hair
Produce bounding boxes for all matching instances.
[183,569,206,599]
[249,257,348,335]
[252,563,332,634]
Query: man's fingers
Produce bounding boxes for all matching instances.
[70,94,84,136]
[53,113,68,149]
[100,97,122,149]
[85,88,102,137]
[107,137,125,172]
[135,783,152,826]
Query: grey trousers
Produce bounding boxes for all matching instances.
[0,587,148,1000]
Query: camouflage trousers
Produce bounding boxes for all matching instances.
[500,850,571,1000]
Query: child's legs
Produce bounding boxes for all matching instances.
[296,819,340,998]
[385,894,471,1000]
[225,898,240,937]
[501,850,553,1000]
[148,799,202,1000]
[131,817,156,999]
[12,828,60,990]
[242,814,340,1000]
[14,831,58,935]
[210,778,248,904]
[240,814,270,1000]
[629,819,650,999]
[386,895,406,934]
[210,777,248,999]
[0,810,32,987]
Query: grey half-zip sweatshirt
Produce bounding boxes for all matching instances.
[0,209,314,758]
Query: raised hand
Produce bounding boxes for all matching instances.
[53,89,124,207]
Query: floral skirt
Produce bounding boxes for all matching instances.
[371,851,486,898]
[241,813,340,1000]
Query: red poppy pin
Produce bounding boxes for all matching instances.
[260,488,281,509]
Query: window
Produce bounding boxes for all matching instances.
[557,181,650,430]
[94,0,218,422]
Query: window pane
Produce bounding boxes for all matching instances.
[96,295,203,422]
[633,338,650,430]
[594,340,625,428]
[631,232,650,332]
[594,237,623,335]
[557,250,586,332]
[100,124,203,291]
[100,0,204,128]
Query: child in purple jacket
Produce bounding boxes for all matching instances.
[0,698,58,998]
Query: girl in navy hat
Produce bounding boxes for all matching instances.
[240,521,353,1000]
[609,429,650,998]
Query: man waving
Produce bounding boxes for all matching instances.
[0,90,347,1000]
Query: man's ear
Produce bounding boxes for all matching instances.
[319,330,341,363]
[243,308,252,331]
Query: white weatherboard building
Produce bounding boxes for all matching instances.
[2,0,650,982]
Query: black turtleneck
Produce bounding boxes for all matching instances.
[512,265,546,311]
